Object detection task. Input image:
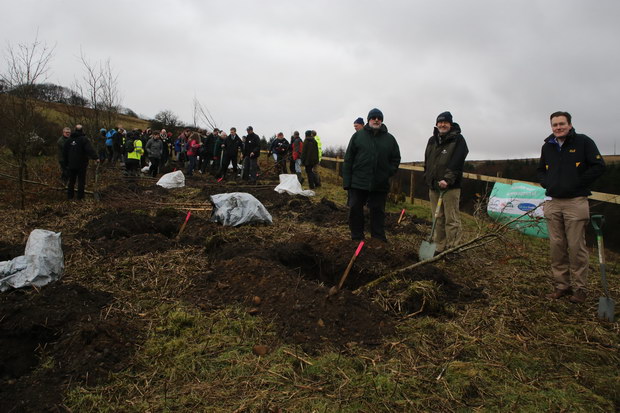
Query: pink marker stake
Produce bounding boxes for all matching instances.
[176,210,192,239]
[217,177,223,182]
[397,208,406,224]
[355,240,365,256]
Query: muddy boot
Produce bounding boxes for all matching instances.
[296,172,304,184]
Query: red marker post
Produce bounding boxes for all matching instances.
[176,211,192,240]
[397,208,406,225]
[329,240,365,296]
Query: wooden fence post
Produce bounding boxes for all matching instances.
[336,156,340,181]
[409,171,415,204]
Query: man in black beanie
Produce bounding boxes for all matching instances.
[424,111,469,254]
[343,108,401,244]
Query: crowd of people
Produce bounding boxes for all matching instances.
[56,124,327,195]
[56,107,606,305]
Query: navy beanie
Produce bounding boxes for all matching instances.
[354,117,364,125]
[367,108,383,121]
[436,111,453,124]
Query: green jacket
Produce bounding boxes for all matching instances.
[343,124,401,192]
[57,135,69,164]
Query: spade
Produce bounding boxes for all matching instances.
[418,190,445,261]
[592,215,615,322]
[329,240,364,296]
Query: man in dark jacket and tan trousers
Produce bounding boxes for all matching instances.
[424,111,469,254]
[343,108,401,244]
[538,111,605,304]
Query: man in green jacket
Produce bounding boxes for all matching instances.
[424,111,469,254]
[343,108,401,242]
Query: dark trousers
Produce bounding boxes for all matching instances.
[348,189,388,241]
[275,153,288,174]
[125,159,140,176]
[106,146,113,163]
[59,162,69,184]
[186,155,197,176]
[67,167,87,200]
[148,157,160,177]
[242,157,258,182]
[305,165,319,188]
[219,154,238,179]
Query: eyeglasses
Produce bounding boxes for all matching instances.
[370,117,383,121]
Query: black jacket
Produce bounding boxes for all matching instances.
[243,132,261,158]
[223,135,242,157]
[537,128,605,198]
[301,136,319,166]
[424,123,469,190]
[270,138,290,154]
[63,130,98,169]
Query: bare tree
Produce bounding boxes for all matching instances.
[0,32,54,208]
[68,51,121,136]
[100,59,121,129]
[192,96,217,130]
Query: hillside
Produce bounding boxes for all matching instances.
[0,93,150,132]
[0,156,618,411]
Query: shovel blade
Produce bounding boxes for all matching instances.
[598,297,615,322]
[418,240,436,261]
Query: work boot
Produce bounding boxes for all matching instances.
[545,288,572,300]
[296,172,304,184]
[569,290,587,304]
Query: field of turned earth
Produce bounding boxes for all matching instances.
[0,155,618,412]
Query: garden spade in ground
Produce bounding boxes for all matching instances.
[592,215,615,322]
[328,240,364,296]
[418,190,445,261]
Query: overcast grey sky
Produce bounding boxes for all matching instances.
[2,0,619,161]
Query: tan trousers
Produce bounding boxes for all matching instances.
[544,197,590,292]
[429,189,462,252]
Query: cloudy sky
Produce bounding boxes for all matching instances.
[2,0,619,161]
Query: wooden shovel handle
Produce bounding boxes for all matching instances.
[337,241,365,289]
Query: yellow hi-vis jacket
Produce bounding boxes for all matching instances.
[126,138,144,160]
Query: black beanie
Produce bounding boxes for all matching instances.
[305,130,312,137]
[436,111,453,124]
[354,117,364,125]
[367,108,383,121]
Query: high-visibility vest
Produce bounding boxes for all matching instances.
[127,139,144,160]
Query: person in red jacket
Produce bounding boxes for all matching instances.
[290,131,303,183]
[186,131,201,176]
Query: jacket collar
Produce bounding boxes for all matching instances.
[544,127,576,144]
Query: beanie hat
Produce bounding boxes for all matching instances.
[305,130,313,137]
[436,111,453,124]
[354,117,364,125]
[100,128,106,133]
[367,108,383,121]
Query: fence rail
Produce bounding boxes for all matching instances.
[322,156,620,205]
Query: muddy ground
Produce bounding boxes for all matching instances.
[0,172,485,411]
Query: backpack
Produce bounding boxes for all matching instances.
[105,137,113,146]
[125,138,135,153]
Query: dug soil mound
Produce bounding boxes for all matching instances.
[0,282,139,413]
[187,257,395,353]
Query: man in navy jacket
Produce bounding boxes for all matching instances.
[537,111,605,304]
